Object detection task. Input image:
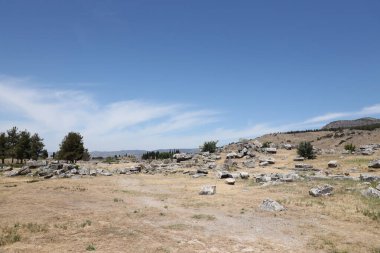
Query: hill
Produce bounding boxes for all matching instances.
[322,117,380,130]
[255,128,380,150]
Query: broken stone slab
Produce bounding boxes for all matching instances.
[293,157,305,161]
[368,160,380,169]
[197,169,208,174]
[295,163,313,169]
[361,187,380,198]
[259,161,269,167]
[255,174,272,183]
[192,173,206,178]
[6,166,31,177]
[260,199,285,212]
[216,171,233,179]
[225,178,236,185]
[25,160,48,167]
[264,148,277,154]
[362,150,374,156]
[280,173,300,182]
[360,174,380,182]
[0,166,12,172]
[173,153,193,162]
[242,159,255,168]
[259,157,275,164]
[226,152,238,159]
[199,185,216,195]
[309,184,334,197]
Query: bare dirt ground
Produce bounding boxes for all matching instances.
[1,149,380,253]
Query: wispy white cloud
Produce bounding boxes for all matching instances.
[0,77,221,150]
[304,103,380,124]
[1,76,379,151]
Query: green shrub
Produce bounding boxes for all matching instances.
[201,141,218,153]
[297,141,315,159]
[262,141,271,148]
[344,143,356,152]
[86,244,96,251]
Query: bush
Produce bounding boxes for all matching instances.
[201,141,218,153]
[297,141,315,159]
[344,143,356,152]
[262,141,272,148]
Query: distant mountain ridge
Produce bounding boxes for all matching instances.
[90,148,199,158]
[322,117,380,130]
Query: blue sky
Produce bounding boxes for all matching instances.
[0,0,379,151]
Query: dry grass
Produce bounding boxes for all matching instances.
[1,150,380,252]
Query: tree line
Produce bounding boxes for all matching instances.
[0,127,90,164]
[0,126,47,164]
[141,150,180,160]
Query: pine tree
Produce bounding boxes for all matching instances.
[15,130,31,163]
[30,133,45,160]
[57,132,90,163]
[6,126,19,163]
[0,132,7,164]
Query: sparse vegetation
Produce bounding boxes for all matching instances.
[80,220,92,228]
[191,214,216,221]
[0,226,21,246]
[262,141,272,148]
[297,141,315,159]
[86,243,96,251]
[344,143,356,152]
[201,140,218,153]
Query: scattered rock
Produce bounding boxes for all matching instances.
[240,172,249,179]
[199,185,216,195]
[173,153,193,162]
[226,152,238,159]
[309,184,334,197]
[264,148,277,154]
[192,173,206,178]
[260,199,285,212]
[225,178,236,185]
[360,174,380,182]
[328,160,338,168]
[293,157,305,161]
[368,160,380,169]
[361,187,380,198]
[216,171,233,179]
[243,159,255,168]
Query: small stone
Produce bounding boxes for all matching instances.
[328,161,338,168]
[225,178,236,185]
[260,199,285,212]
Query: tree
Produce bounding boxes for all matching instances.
[15,130,31,163]
[57,132,90,163]
[0,132,7,164]
[297,141,315,159]
[6,126,19,163]
[40,149,49,159]
[30,133,45,160]
[201,141,218,153]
